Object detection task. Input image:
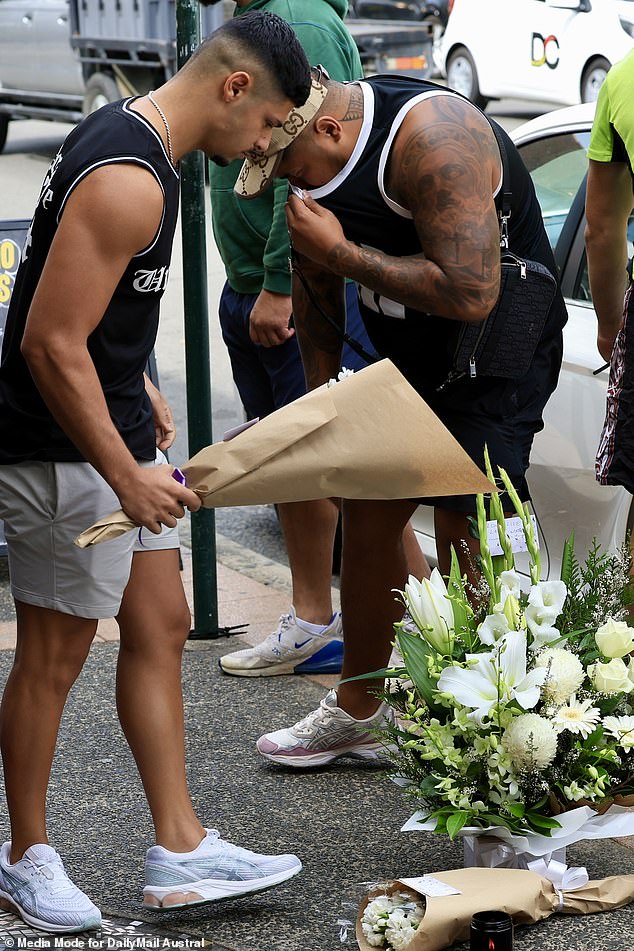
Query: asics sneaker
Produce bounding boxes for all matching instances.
[0,842,101,933]
[143,829,302,909]
[256,689,395,767]
[219,607,343,677]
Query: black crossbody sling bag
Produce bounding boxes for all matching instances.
[438,119,558,391]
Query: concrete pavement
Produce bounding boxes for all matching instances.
[1,535,634,950]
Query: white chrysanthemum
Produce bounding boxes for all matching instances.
[553,695,601,739]
[361,922,385,947]
[534,648,585,704]
[502,713,558,769]
[385,907,421,951]
[603,715,634,748]
[363,895,392,927]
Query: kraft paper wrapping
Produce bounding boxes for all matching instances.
[355,868,634,951]
[75,359,494,548]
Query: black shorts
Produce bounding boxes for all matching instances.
[362,299,566,514]
[597,284,634,494]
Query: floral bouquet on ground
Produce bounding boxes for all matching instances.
[359,886,426,949]
[372,458,634,847]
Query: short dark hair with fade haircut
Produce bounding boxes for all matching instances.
[192,11,311,108]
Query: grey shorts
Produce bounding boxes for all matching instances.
[0,452,179,619]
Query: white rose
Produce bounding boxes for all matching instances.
[590,658,634,694]
[595,618,634,658]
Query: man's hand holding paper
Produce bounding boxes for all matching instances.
[116,463,201,535]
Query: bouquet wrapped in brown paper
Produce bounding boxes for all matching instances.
[356,867,634,951]
[75,359,493,548]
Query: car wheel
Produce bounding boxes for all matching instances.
[83,73,121,116]
[446,46,488,109]
[580,57,610,103]
[0,115,8,154]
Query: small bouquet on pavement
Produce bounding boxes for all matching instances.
[356,868,634,951]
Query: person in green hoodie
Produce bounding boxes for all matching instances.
[200,0,430,680]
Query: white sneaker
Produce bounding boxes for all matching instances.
[256,689,395,767]
[143,829,302,909]
[0,842,101,933]
[219,608,343,677]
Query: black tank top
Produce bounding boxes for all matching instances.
[308,75,564,394]
[0,98,179,463]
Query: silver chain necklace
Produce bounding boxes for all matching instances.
[147,90,174,165]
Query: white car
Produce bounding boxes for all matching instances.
[440,0,634,108]
[412,102,634,579]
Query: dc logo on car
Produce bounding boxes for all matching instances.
[531,33,560,70]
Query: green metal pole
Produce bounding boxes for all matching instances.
[176,0,218,637]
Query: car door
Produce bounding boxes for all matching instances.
[516,117,634,575]
[494,0,578,101]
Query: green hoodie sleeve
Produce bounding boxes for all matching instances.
[259,11,363,293]
[225,0,363,295]
[262,179,293,296]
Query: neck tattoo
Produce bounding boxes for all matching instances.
[342,86,364,123]
[148,90,174,165]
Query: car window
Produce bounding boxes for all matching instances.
[518,130,591,253]
[519,128,634,305]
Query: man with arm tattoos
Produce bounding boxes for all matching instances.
[234,71,567,768]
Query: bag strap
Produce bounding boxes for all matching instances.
[484,117,513,250]
[289,245,378,365]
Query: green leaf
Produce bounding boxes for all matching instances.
[396,629,440,712]
[524,813,561,832]
[505,802,525,819]
[446,811,470,840]
[448,547,470,644]
[418,775,441,796]
[338,666,402,684]
[560,532,575,587]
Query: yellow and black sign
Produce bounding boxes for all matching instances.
[0,218,29,347]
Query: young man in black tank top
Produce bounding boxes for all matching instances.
[236,72,567,768]
[0,13,312,932]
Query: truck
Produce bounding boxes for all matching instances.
[0,0,434,153]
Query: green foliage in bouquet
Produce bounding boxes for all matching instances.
[373,457,634,839]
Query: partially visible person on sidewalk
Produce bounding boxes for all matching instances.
[200,0,428,681]
[0,13,310,933]
[587,50,634,500]
[234,70,566,768]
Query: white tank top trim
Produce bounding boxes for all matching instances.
[307,82,375,200]
[377,90,503,218]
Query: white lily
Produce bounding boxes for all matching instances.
[527,580,567,619]
[497,569,522,605]
[524,611,561,650]
[524,580,567,649]
[478,613,510,646]
[437,631,547,723]
[403,569,454,654]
